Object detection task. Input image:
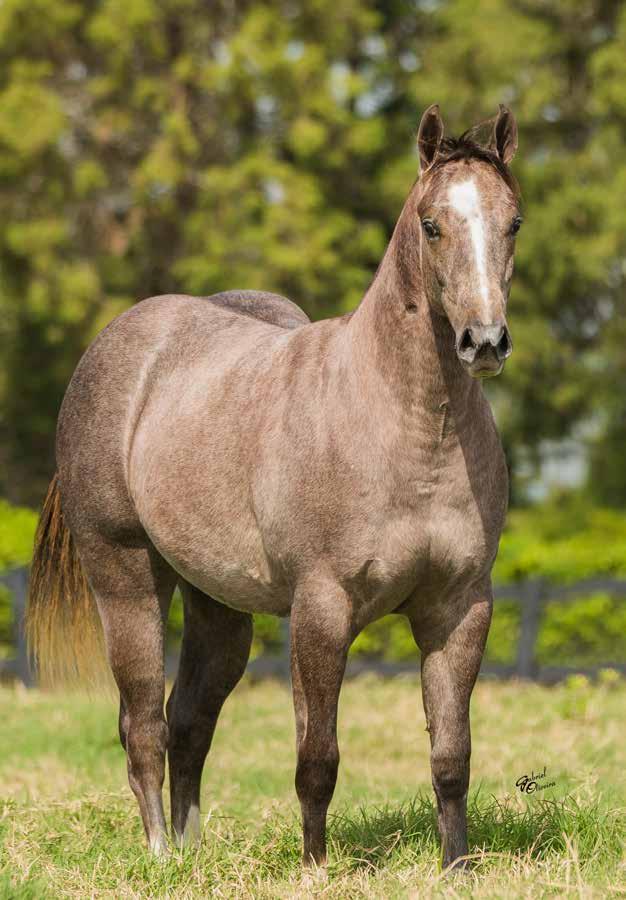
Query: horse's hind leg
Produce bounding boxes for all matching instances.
[166,582,252,846]
[86,540,176,854]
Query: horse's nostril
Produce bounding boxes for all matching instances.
[457,323,511,368]
[459,328,476,354]
[496,327,512,360]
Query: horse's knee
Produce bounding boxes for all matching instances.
[431,751,469,801]
[296,748,339,807]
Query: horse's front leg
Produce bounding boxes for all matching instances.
[409,586,492,870]
[290,578,352,868]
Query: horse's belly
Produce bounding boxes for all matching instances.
[182,562,289,615]
[146,519,290,615]
[132,461,290,614]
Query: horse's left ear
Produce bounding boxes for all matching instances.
[489,105,518,164]
[417,104,445,173]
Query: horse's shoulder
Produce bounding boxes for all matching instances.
[205,290,310,330]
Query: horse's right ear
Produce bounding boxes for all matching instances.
[417,104,444,173]
[489,104,518,164]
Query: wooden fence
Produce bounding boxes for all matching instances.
[2,567,625,686]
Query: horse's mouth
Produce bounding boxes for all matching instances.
[459,354,505,379]
[470,364,504,379]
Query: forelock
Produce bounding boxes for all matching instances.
[419,124,520,206]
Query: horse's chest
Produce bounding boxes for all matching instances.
[350,481,502,626]
[375,505,488,582]
[422,502,493,580]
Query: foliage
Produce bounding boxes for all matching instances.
[2,0,626,504]
[494,492,626,583]
[0,501,37,572]
[537,595,626,666]
[0,502,37,653]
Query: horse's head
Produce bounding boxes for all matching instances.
[414,104,521,378]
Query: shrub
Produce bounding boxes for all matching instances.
[0,500,37,572]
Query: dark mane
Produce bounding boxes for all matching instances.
[424,125,520,199]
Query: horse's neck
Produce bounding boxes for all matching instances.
[346,240,479,430]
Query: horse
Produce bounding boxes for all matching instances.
[27,103,521,872]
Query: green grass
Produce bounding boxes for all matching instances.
[1,675,625,898]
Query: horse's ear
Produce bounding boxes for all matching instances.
[417,104,444,173]
[489,105,518,164]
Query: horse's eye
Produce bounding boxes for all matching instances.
[510,216,523,236]
[422,219,440,240]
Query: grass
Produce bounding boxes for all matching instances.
[0,674,625,898]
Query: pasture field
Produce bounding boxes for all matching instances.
[0,674,624,899]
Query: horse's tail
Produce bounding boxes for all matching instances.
[26,473,107,687]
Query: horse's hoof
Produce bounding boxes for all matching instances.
[149,835,170,859]
[442,857,472,877]
[301,863,329,887]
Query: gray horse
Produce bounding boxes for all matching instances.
[27,104,521,871]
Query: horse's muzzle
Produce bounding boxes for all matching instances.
[456,322,512,377]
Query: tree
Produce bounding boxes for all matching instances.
[1,0,625,506]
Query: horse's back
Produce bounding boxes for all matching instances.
[205,290,310,329]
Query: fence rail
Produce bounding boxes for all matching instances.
[2,567,625,686]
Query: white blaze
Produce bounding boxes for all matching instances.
[447,179,489,315]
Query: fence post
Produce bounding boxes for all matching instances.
[7,566,33,687]
[516,578,544,680]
